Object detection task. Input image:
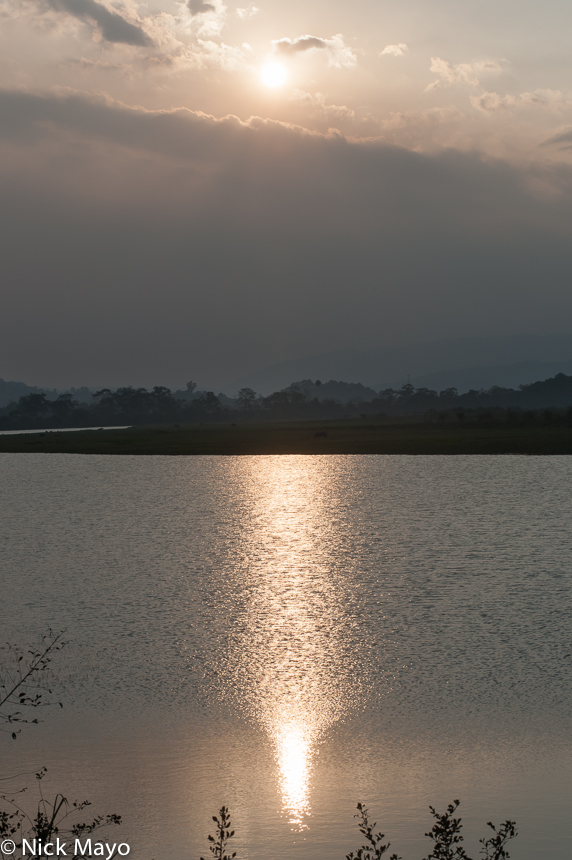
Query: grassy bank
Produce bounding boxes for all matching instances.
[2,417,572,454]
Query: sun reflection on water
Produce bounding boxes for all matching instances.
[275,720,312,825]
[222,457,361,829]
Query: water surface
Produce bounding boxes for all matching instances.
[1,454,571,859]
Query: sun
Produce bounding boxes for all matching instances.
[261,62,287,88]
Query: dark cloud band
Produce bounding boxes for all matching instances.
[46,0,153,46]
[1,88,572,388]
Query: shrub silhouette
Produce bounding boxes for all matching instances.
[0,630,67,739]
[201,802,517,860]
[200,807,236,860]
[1,632,122,860]
[346,802,401,860]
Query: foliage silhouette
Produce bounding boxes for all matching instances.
[200,807,236,860]
[5,371,572,430]
[1,633,122,860]
[200,802,517,860]
[0,768,121,860]
[422,800,517,860]
[423,800,470,860]
[478,820,518,860]
[346,802,401,860]
[0,630,67,739]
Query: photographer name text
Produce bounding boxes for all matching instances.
[21,840,130,858]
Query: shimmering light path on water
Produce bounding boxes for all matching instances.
[1,454,571,860]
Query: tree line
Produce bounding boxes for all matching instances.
[3,373,572,431]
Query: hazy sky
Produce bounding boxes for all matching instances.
[2,0,572,388]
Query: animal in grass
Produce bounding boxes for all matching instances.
[314,430,327,438]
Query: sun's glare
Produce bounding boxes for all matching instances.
[261,62,287,88]
[275,721,312,826]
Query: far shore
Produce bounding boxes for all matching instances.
[0,425,129,436]
[1,418,572,455]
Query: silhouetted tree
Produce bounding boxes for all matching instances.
[192,392,222,417]
[237,388,257,411]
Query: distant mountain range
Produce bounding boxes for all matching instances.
[225,334,572,395]
[5,333,572,406]
[406,359,572,395]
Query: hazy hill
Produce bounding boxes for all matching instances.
[0,378,56,409]
[0,379,93,409]
[225,333,572,395]
[406,359,572,394]
[284,379,379,403]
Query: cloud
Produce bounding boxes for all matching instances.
[2,88,572,388]
[471,89,568,113]
[236,4,258,18]
[378,106,463,148]
[135,34,250,74]
[187,0,215,14]
[44,0,153,46]
[193,39,248,70]
[543,127,572,150]
[274,35,327,55]
[181,0,227,37]
[62,57,131,72]
[381,43,407,57]
[427,57,506,90]
[273,34,356,68]
[290,89,355,124]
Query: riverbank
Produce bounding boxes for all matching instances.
[1,418,572,454]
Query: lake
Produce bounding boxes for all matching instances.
[1,454,571,860]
